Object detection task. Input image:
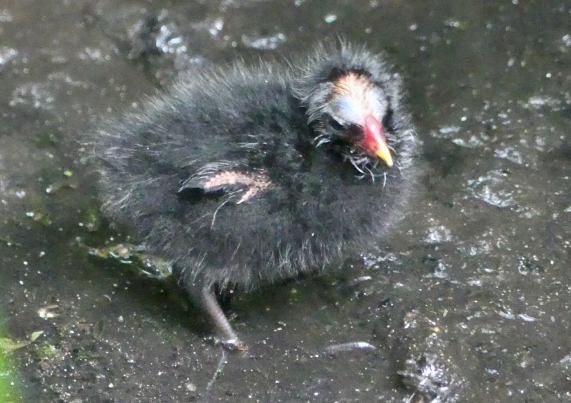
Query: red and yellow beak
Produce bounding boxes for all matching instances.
[361,114,393,168]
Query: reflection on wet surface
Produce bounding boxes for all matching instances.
[0,0,570,401]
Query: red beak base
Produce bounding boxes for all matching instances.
[362,115,393,167]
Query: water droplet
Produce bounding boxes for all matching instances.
[324,14,337,24]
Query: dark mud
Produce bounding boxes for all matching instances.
[0,0,570,401]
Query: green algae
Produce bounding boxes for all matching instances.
[0,318,42,403]
[0,326,21,403]
[0,353,19,403]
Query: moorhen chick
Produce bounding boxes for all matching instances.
[91,43,417,349]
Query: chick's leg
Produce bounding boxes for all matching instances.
[185,282,247,351]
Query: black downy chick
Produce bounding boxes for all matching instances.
[91,43,417,350]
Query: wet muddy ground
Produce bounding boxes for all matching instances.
[0,0,570,401]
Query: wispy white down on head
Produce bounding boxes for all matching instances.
[329,73,388,125]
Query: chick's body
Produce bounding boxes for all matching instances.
[93,44,417,347]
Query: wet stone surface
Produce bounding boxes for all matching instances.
[0,0,570,402]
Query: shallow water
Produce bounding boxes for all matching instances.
[0,0,570,401]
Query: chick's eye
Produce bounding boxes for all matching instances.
[329,117,344,131]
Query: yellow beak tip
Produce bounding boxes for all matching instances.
[375,148,394,168]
